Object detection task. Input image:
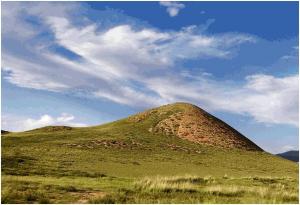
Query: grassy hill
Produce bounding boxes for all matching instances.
[1,103,298,203]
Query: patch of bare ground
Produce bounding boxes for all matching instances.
[166,143,202,154]
[72,191,106,204]
[65,139,151,150]
[150,103,262,151]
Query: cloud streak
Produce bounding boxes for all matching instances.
[1,2,298,127]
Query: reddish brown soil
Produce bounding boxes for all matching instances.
[151,103,262,151]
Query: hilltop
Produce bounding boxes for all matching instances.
[2,102,298,203]
[129,103,262,151]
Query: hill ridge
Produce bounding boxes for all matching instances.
[127,102,262,151]
[277,150,299,162]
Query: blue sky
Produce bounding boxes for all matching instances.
[1,1,298,154]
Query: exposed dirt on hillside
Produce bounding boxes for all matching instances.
[65,139,149,150]
[72,191,106,204]
[148,103,262,151]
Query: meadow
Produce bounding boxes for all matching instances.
[2,103,299,203]
[2,175,298,203]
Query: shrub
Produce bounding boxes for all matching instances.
[24,190,39,202]
[135,176,203,193]
[38,197,51,204]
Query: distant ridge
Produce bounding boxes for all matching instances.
[277,150,299,162]
[27,126,73,132]
[1,130,10,135]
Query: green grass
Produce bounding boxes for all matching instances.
[1,175,131,203]
[1,103,299,203]
[2,175,298,203]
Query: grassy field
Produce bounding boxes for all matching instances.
[1,103,299,203]
[2,175,298,203]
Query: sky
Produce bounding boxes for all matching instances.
[1,1,299,154]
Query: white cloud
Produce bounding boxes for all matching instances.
[2,113,87,132]
[2,54,71,92]
[146,73,299,126]
[239,74,298,126]
[24,115,55,130]
[160,1,185,17]
[57,113,75,123]
[1,2,79,40]
[280,145,297,152]
[1,2,298,127]
[43,17,253,79]
[93,86,168,107]
[2,3,255,107]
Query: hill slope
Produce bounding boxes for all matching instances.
[277,150,299,162]
[130,103,262,151]
[2,102,298,203]
[2,102,296,177]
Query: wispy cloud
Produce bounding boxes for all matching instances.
[280,145,297,152]
[160,1,185,17]
[1,2,298,127]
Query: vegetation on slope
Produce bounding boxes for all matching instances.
[1,103,298,203]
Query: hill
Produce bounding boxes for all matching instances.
[131,103,262,151]
[277,150,299,162]
[1,102,298,203]
[1,130,10,135]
